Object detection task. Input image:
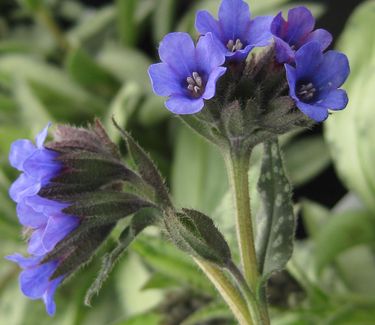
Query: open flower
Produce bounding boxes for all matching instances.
[195,0,272,61]
[148,32,227,114]
[5,254,62,316]
[271,6,332,64]
[285,42,350,122]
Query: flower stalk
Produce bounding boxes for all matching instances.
[223,148,258,290]
[193,257,253,325]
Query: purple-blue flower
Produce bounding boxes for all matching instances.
[148,32,227,114]
[195,0,273,61]
[5,254,63,316]
[271,6,332,64]
[8,125,80,256]
[285,42,350,122]
[6,125,80,315]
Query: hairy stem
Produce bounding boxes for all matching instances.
[223,149,258,290]
[194,258,253,325]
[227,261,270,325]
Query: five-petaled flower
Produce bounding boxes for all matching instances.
[196,0,272,61]
[285,42,350,122]
[148,32,227,114]
[271,6,332,64]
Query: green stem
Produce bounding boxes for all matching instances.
[223,149,258,290]
[227,261,270,325]
[194,258,253,325]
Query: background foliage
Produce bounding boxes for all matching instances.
[0,0,374,324]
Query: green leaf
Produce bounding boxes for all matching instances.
[165,209,232,267]
[152,0,175,43]
[113,120,172,208]
[315,209,375,272]
[141,272,179,290]
[116,252,163,316]
[114,312,162,325]
[116,0,138,46]
[14,79,52,130]
[66,47,120,96]
[283,136,331,187]
[300,199,330,238]
[181,302,231,325]
[133,235,215,294]
[105,82,142,143]
[67,6,115,47]
[171,124,227,215]
[324,0,375,212]
[85,208,158,305]
[256,140,295,281]
[137,95,170,126]
[0,55,103,120]
[98,44,152,89]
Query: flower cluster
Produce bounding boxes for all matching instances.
[6,125,79,315]
[6,122,148,316]
[148,0,350,123]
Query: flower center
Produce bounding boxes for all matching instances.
[186,72,204,97]
[227,39,244,52]
[297,82,317,102]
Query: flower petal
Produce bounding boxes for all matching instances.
[274,37,295,64]
[16,200,48,228]
[158,32,196,77]
[9,140,36,171]
[319,89,348,110]
[224,45,254,61]
[313,50,350,90]
[285,64,298,99]
[148,63,184,97]
[296,101,329,122]
[42,215,80,252]
[302,28,332,50]
[5,253,41,268]
[295,42,324,79]
[196,33,226,72]
[271,12,287,38]
[20,260,57,299]
[195,10,223,40]
[23,149,60,180]
[286,6,315,44]
[35,123,51,148]
[43,277,63,316]
[9,174,41,203]
[28,228,49,256]
[202,67,227,100]
[24,195,68,215]
[246,16,273,46]
[218,0,251,41]
[165,95,204,115]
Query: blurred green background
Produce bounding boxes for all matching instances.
[1,0,375,324]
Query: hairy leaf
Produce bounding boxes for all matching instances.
[256,140,295,282]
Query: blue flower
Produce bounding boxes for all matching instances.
[5,254,63,316]
[6,125,80,316]
[285,42,350,122]
[148,32,227,114]
[195,0,272,61]
[271,6,332,64]
[8,125,80,256]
